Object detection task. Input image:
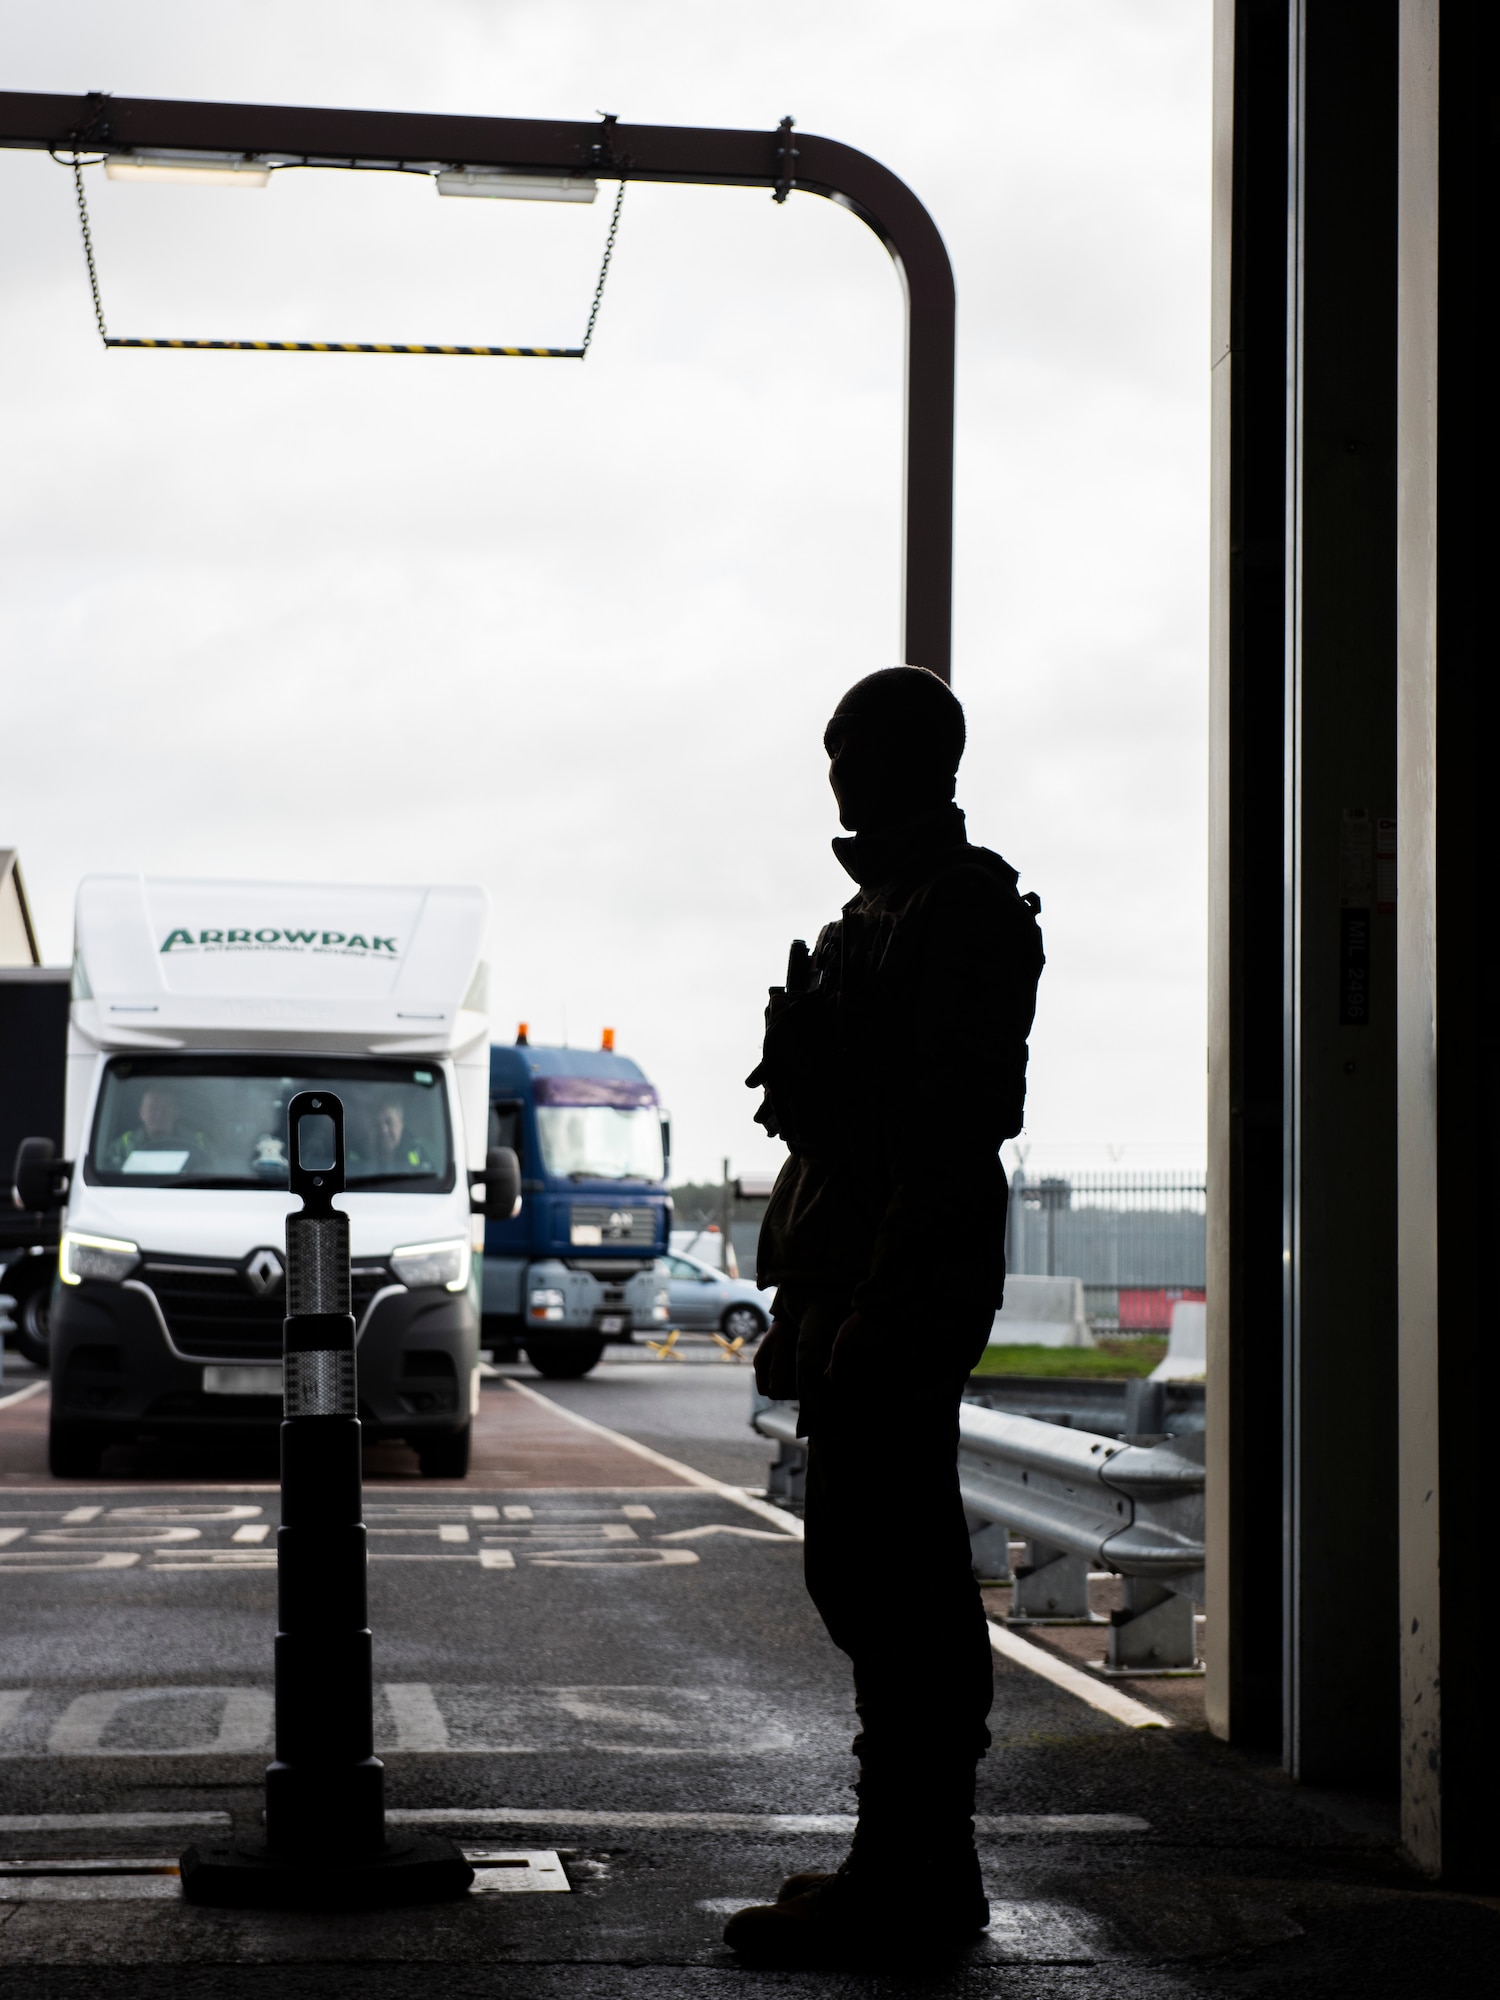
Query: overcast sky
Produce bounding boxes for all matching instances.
[0,2,1210,1183]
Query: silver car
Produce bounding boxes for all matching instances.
[660,1252,773,1342]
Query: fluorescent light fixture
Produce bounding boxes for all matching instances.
[435,169,597,203]
[105,151,271,188]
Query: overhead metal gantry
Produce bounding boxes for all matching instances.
[0,90,957,681]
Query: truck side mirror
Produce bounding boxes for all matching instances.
[13,1137,69,1214]
[474,1145,521,1220]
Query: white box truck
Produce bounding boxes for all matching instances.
[22,875,492,1479]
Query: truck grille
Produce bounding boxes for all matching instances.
[569,1204,656,1247]
[140,1259,392,1360]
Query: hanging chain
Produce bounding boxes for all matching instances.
[60,149,623,359]
[69,154,109,345]
[579,179,626,358]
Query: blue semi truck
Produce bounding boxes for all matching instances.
[481,1033,672,1377]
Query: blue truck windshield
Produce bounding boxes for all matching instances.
[535,1105,664,1182]
[88,1056,454,1192]
[524,1072,663,1183]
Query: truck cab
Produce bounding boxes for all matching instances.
[482,1038,670,1377]
[35,874,492,1479]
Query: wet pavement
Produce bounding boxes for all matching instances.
[0,1354,1493,1994]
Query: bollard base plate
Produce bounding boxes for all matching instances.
[179,1834,474,1909]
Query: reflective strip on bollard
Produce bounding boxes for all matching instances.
[284,1351,356,1418]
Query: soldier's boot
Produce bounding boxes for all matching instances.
[724,1845,988,1966]
[775,1869,832,1901]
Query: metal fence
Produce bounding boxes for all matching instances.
[1005,1170,1207,1334]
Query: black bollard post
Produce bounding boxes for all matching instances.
[180,1092,473,1909]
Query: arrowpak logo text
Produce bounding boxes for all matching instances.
[159,928,400,956]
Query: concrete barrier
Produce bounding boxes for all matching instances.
[989,1274,1093,1349]
[1149,1299,1206,1382]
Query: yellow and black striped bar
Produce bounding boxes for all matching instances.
[103,337,584,357]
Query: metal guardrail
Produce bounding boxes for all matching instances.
[963,1375,1205,1435]
[751,1393,1206,1674]
[955,1404,1204,1600]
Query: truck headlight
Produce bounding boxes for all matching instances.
[391,1239,470,1292]
[529,1287,566,1322]
[651,1287,670,1322]
[60,1231,140,1286]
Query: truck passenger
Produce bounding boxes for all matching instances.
[370,1099,434,1177]
[104,1082,202,1171]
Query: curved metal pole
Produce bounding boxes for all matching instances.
[0,92,957,680]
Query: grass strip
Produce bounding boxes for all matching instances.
[972,1340,1167,1380]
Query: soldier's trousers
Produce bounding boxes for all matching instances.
[794,1296,996,1856]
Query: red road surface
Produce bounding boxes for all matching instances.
[0,1378,695,1492]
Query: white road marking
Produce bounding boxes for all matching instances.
[503,1505,534,1520]
[471,1505,500,1520]
[988,1622,1172,1729]
[656,1524,802,1543]
[0,1692,32,1732]
[0,1552,140,1571]
[34,1526,202,1546]
[61,1506,104,1525]
[621,1505,656,1520]
[110,1504,262,1522]
[1,1677,1161,1776]
[151,1550,276,1568]
[982,1899,1107,1963]
[48,1689,152,1753]
[47,1686,274,1756]
[526,1547,700,1569]
[480,1524,638,1543]
[393,1808,1152,1835]
[479,1549,516,1569]
[0,1528,25,1547]
[439,1524,470,1543]
[493,1508,656,1522]
[231,1523,270,1544]
[0,1811,230,1833]
[0,1380,46,1413]
[384,1682,451,1752]
[506,1378,805,1539]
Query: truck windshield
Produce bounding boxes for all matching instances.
[87,1057,454,1192]
[535,1105,664,1182]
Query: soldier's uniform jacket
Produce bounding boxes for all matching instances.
[749,803,1043,1343]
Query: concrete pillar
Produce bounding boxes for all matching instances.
[1210,0,1401,1786]
[1282,0,1401,1790]
[1395,0,1500,1886]
[1206,0,1293,1755]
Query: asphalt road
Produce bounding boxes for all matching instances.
[0,1353,1493,1995]
[510,1353,781,1488]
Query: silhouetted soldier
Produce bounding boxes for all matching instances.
[726,666,1043,1965]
